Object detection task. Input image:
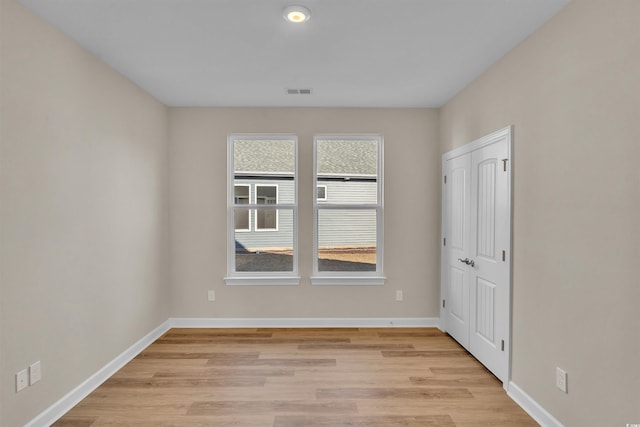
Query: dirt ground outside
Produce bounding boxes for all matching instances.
[317,247,376,264]
[236,246,376,272]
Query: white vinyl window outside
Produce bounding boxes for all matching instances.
[317,185,327,201]
[312,135,385,285]
[226,135,299,285]
[255,185,278,231]
[234,185,250,231]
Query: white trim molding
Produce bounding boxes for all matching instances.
[224,276,301,285]
[27,317,565,427]
[227,134,299,282]
[507,382,565,427]
[26,320,171,427]
[442,125,513,162]
[310,276,386,286]
[312,134,384,281]
[169,317,439,328]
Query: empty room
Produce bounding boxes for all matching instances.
[1,0,638,426]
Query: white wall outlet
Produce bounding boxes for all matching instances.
[395,290,403,301]
[29,361,41,385]
[207,290,215,301]
[16,369,28,392]
[556,367,568,393]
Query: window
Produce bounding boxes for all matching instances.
[255,185,278,231]
[317,185,327,201]
[312,135,384,285]
[234,185,250,231]
[226,135,298,285]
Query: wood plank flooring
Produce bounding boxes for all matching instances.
[53,328,538,427]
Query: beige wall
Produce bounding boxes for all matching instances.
[4,0,638,425]
[169,107,441,318]
[440,0,640,425]
[0,0,171,425]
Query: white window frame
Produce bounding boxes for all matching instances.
[311,135,385,286]
[255,184,279,231]
[225,134,299,286]
[234,184,251,232]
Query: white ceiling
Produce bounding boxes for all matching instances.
[20,0,570,108]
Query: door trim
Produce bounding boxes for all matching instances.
[440,125,513,388]
[442,126,512,161]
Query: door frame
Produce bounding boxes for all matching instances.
[439,125,513,388]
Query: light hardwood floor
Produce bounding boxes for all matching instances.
[53,328,538,427]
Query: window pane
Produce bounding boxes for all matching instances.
[317,185,327,200]
[316,139,378,204]
[256,185,278,230]
[256,185,277,204]
[234,185,249,202]
[235,210,250,231]
[317,209,377,272]
[256,208,277,230]
[229,135,297,278]
[234,185,250,231]
[235,208,293,272]
[234,139,295,178]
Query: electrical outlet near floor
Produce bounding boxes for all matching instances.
[556,367,568,393]
[30,361,42,385]
[207,290,215,301]
[395,290,403,301]
[16,369,28,392]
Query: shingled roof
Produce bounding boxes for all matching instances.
[234,138,377,177]
[317,139,377,176]
[234,139,295,174]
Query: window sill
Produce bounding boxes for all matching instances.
[310,276,386,286]
[224,276,300,286]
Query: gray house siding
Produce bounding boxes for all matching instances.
[234,178,294,251]
[231,137,380,253]
[317,179,377,248]
[234,178,377,251]
[318,210,376,247]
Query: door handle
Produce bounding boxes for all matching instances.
[458,258,475,267]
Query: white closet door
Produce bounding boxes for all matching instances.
[468,139,510,383]
[442,127,511,385]
[444,154,471,348]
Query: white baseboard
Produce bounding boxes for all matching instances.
[29,317,565,427]
[26,320,171,427]
[27,316,438,426]
[169,317,440,328]
[26,315,566,427]
[437,314,446,332]
[507,381,564,427]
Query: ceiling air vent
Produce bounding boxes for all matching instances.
[286,88,313,95]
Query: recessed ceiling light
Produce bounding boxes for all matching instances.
[283,5,310,23]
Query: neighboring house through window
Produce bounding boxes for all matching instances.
[226,135,298,285]
[317,185,327,201]
[312,135,385,285]
[256,184,278,231]
[234,184,250,231]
